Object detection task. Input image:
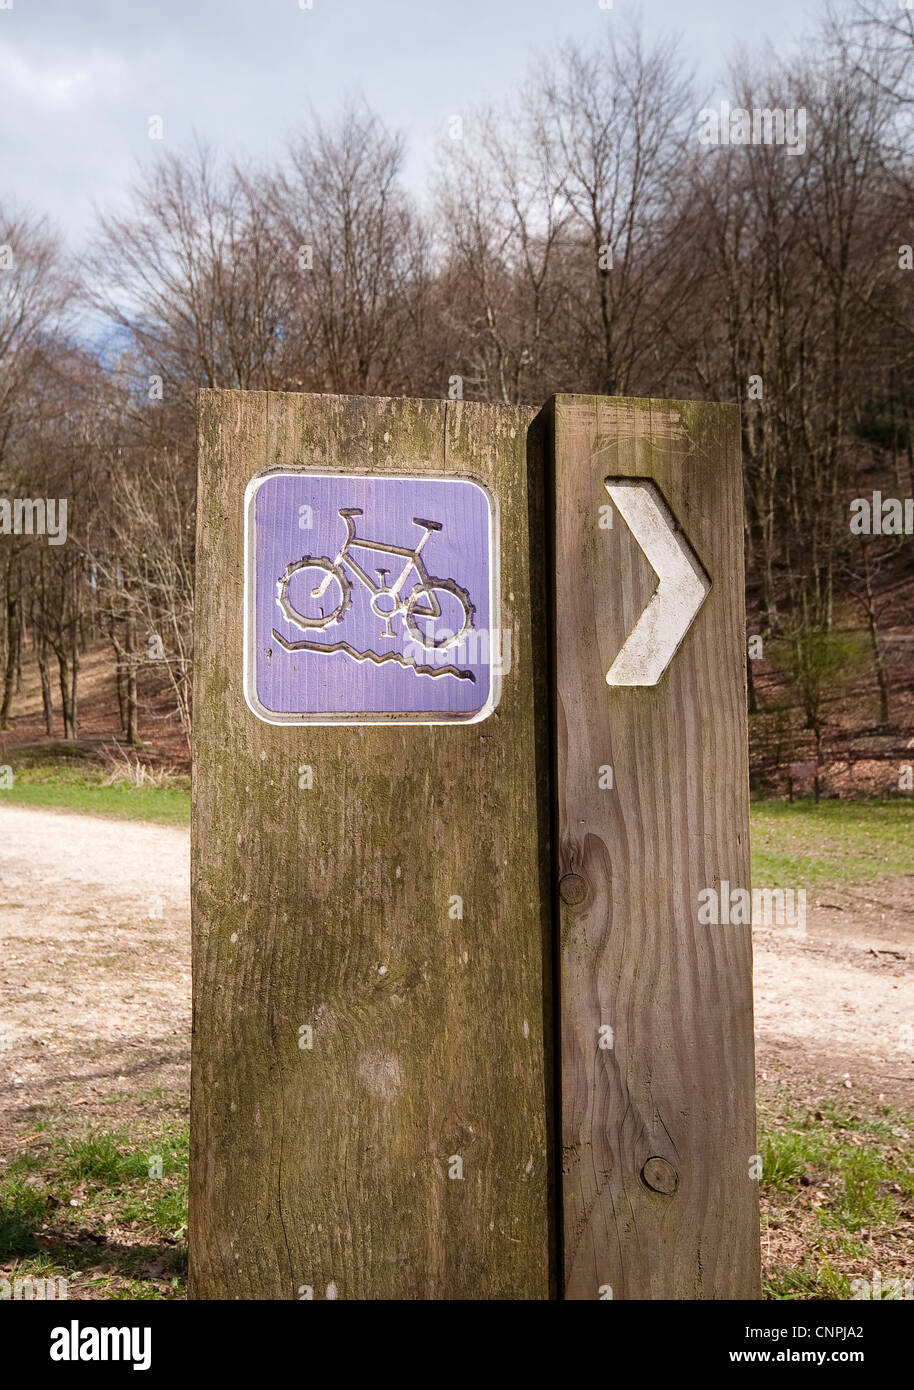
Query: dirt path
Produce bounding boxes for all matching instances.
[754,878,914,1109]
[0,805,190,1145]
[1,806,912,1150]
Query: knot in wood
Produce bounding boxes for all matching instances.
[641,1156,678,1195]
[558,873,588,906]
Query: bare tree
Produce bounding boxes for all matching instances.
[271,105,432,396]
[431,99,568,403]
[86,446,195,747]
[536,25,695,396]
[0,207,77,730]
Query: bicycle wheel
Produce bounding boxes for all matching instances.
[276,556,351,631]
[404,578,474,651]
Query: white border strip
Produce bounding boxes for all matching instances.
[242,468,502,726]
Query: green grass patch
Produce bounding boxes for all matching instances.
[4,757,906,874]
[759,1089,914,1300]
[760,1100,913,1224]
[763,1260,855,1301]
[0,757,190,825]
[62,1133,154,1186]
[0,1120,188,1300]
[750,799,914,889]
[101,1086,167,1106]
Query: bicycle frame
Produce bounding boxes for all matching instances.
[274,500,474,654]
[316,511,438,612]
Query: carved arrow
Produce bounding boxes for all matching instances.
[604,479,710,687]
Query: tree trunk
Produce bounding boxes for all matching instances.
[112,632,128,735]
[70,642,79,741]
[14,610,22,693]
[37,636,53,736]
[1,561,20,730]
[125,611,138,745]
[56,650,74,740]
[860,545,890,728]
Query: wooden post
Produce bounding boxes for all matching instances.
[549,395,760,1300]
[191,390,553,1300]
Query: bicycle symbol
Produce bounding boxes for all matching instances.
[275,508,475,653]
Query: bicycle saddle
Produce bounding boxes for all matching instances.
[412,517,443,531]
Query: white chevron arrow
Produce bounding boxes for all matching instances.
[604,480,710,687]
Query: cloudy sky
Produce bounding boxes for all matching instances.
[1,0,830,247]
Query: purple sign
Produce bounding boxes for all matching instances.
[244,472,500,724]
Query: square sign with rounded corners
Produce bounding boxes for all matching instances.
[243,471,501,724]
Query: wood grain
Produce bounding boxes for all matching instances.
[190,391,553,1299]
[550,395,760,1300]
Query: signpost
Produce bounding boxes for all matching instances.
[191,389,759,1299]
[550,395,759,1299]
[191,391,552,1300]
[788,761,819,802]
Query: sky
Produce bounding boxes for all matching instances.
[0,0,835,249]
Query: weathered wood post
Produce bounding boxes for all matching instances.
[191,390,553,1299]
[192,388,759,1300]
[549,395,760,1299]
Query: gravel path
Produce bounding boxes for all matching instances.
[1,805,911,1145]
[753,878,914,1108]
[0,805,190,1143]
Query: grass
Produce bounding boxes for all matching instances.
[5,1091,910,1302]
[750,799,914,889]
[1,758,913,879]
[0,1118,188,1300]
[0,755,190,825]
[758,1085,914,1300]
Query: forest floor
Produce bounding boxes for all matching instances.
[0,798,912,1299]
[1,598,913,793]
[0,644,192,774]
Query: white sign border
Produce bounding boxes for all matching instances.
[242,467,502,727]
